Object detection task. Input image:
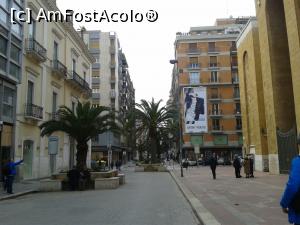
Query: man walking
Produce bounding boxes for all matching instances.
[280,135,300,225]
[233,155,242,178]
[5,158,23,194]
[209,153,218,179]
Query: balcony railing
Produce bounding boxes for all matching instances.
[208,63,220,69]
[208,47,219,54]
[187,48,201,55]
[209,110,223,117]
[211,125,224,132]
[24,103,43,120]
[51,59,67,78]
[209,94,222,100]
[210,77,222,84]
[92,77,100,84]
[67,71,90,92]
[25,38,47,62]
[188,63,200,69]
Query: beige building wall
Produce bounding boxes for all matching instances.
[237,19,269,172]
[15,0,93,179]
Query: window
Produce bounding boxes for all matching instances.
[0,8,7,24]
[189,43,197,52]
[212,119,220,130]
[0,0,7,9]
[189,72,199,85]
[92,53,99,62]
[28,20,35,38]
[11,23,21,36]
[211,88,218,98]
[52,92,57,112]
[53,41,58,60]
[212,104,219,113]
[0,36,7,55]
[208,42,216,51]
[210,56,217,67]
[236,103,241,114]
[10,44,20,63]
[92,88,100,93]
[27,81,34,104]
[211,71,218,82]
[0,55,6,71]
[89,40,99,49]
[72,59,76,72]
[3,86,14,118]
[189,57,198,68]
[236,118,242,129]
[234,87,240,98]
[9,63,20,79]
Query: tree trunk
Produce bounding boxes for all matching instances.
[76,142,88,171]
[150,137,158,163]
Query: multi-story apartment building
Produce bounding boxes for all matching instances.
[82,30,135,162]
[0,0,24,170]
[15,0,93,179]
[237,0,300,174]
[170,18,249,162]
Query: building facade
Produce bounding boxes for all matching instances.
[15,0,93,179]
[237,0,300,174]
[170,18,249,162]
[82,30,135,163]
[0,0,24,170]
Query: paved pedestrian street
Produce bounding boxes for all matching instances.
[172,165,289,225]
[0,170,199,225]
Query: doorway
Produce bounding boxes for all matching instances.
[23,140,33,179]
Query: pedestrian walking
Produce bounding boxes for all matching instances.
[233,155,242,178]
[280,135,300,225]
[5,158,23,194]
[209,153,218,179]
[249,155,254,178]
[243,156,250,178]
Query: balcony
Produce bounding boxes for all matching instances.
[230,46,237,55]
[92,93,101,99]
[25,38,47,63]
[209,77,222,84]
[231,62,238,71]
[24,103,43,120]
[67,71,91,94]
[208,47,220,54]
[232,76,239,84]
[51,59,67,78]
[209,94,222,101]
[209,110,223,117]
[110,90,116,99]
[233,92,240,100]
[188,63,201,70]
[208,63,220,70]
[92,77,100,84]
[211,125,224,133]
[187,48,201,55]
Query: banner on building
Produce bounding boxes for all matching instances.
[183,87,208,133]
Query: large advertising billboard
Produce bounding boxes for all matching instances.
[183,87,208,133]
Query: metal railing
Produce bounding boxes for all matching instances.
[209,109,223,116]
[51,59,67,77]
[188,63,200,69]
[69,71,90,90]
[208,62,220,68]
[25,38,47,61]
[24,103,43,120]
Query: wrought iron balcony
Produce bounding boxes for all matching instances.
[188,63,201,69]
[187,48,201,55]
[24,103,43,120]
[67,71,91,93]
[209,110,223,117]
[209,94,222,101]
[208,63,220,70]
[51,59,67,78]
[208,47,220,54]
[25,38,47,63]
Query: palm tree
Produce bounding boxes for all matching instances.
[135,99,173,163]
[40,101,117,171]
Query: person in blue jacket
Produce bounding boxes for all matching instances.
[280,135,300,225]
[5,158,23,194]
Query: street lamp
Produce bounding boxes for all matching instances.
[170,59,183,177]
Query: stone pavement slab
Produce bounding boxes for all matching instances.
[0,169,200,225]
[172,165,289,225]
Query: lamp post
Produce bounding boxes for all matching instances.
[170,59,183,177]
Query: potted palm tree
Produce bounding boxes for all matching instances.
[40,101,118,188]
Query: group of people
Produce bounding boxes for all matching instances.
[110,160,122,171]
[1,159,23,194]
[207,153,254,180]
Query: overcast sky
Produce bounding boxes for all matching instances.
[57,0,256,104]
